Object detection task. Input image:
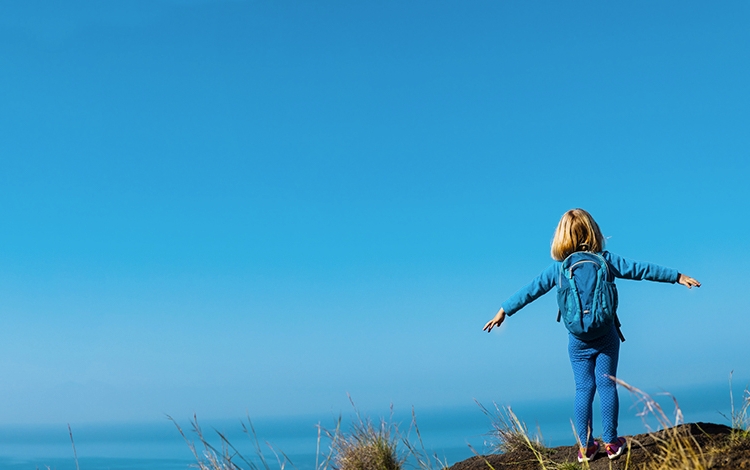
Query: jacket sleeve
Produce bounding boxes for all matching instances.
[501,263,559,316]
[603,251,679,283]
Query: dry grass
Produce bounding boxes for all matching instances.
[169,376,750,470]
[474,401,614,470]
[171,401,450,470]
[324,406,402,470]
[727,372,750,445]
[322,400,448,470]
[551,463,581,470]
[473,378,719,470]
[401,407,450,470]
[475,401,551,469]
[469,376,749,470]
[169,414,294,470]
[476,401,545,455]
[68,423,81,470]
[615,377,708,470]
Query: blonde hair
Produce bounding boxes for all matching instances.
[550,209,605,261]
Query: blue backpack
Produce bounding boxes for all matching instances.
[556,251,625,342]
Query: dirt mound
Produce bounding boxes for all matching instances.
[450,422,750,470]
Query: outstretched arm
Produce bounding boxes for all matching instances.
[483,307,506,332]
[677,273,701,289]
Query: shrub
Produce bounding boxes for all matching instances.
[476,400,545,455]
[330,417,402,470]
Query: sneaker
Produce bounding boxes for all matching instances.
[577,441,599,463]
[605,437,627,460]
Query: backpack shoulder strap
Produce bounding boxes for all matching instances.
[593,252,614,281]
[597,252,625,341]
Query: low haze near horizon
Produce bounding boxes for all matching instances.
[1,1,749,426]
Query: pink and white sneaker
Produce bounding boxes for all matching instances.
[605,437,628,460]
[577,441,599,463]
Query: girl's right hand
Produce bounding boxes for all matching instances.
[677,273,701,289]
[483,308,506,332]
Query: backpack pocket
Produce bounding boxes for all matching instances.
[557,283,586,337]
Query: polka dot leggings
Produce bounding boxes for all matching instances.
[568,325,620,447]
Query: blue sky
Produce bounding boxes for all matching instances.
[0,1,749,426]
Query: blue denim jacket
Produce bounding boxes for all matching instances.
[501,251,679,316]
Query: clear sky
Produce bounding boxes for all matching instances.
[1,1,749,426]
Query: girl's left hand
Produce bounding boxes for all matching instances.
[677,273,701,289]
[483,308,506,332]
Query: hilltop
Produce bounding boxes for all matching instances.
[450,422,750,470]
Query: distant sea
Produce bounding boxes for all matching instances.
[0,382,738,470]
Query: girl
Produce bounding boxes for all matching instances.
[483,209,700,462]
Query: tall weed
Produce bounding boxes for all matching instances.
[727,371,750,444]
[614,378,708,470]
[169,414,294,470]
[476,400,545,455]
[475,401,549,468]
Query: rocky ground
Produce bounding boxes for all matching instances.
[450,422,750,470]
